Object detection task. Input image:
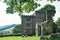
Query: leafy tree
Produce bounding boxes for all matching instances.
[47,0,56,3]
[43,21,53,35]
[12,24,21,34]
[3,0,55,15]
[4,0,39,15]
[38,4,56,35]
[56,17,60,26]
[56,17,60,32]
[41,4,55,16]
[0,32,4,35]
[43,20,57,35]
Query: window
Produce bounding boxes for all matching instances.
[26,23,31,27]
[26,17,31,21]
[25,29,32,34]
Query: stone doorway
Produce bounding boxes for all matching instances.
[38,25,41,36]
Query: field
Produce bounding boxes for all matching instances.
[0,35,60,40]
[0,36,40,40]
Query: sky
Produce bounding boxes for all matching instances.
[0,0,21,26]
[0,0,60,26]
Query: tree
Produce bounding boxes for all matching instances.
[0,32,4,36]
[3,0,55,15]
[56,17,60,26]
[47,0,56,3]
[12,24,21,34]
[3,0,39,15]
[43,21,57,35]
[40,4,56,17]
[43,21,53,35]
[38,4,56,35]
[56,17,60,32]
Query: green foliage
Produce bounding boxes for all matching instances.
[56,17,60,32]
[3,0,56,15]
[43,21,53,35]
[56,17,60,26]
[22,1,38,13]
[47,0,56,3]
[40,4,56,17]
[43,20,57,35]
[0,31,11,35]
[4,0,39,14]
[13,4,23,13]
[0,32,4,35]
[57,28,60,32]
[40,4,57,35]
[48,34,60,40]
[6,7,14,14]
[12,24,21,34]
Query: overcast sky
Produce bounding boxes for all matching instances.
[0,0,60,26]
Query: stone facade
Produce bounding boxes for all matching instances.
[21,10,46,35]
[21,15,36,35]
[21,10,57,36]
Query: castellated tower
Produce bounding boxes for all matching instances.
[21,10,57,36]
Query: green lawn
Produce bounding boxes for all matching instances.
[0,36,40,40]
[0,35,60,40]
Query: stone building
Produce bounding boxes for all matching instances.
[21,10,46,36]
[21,10,57,36]
[21,15,36,35]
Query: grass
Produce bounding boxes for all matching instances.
[0,35,60,40]
[0,36,40,40]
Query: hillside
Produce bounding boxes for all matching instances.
[0,24,16,31]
